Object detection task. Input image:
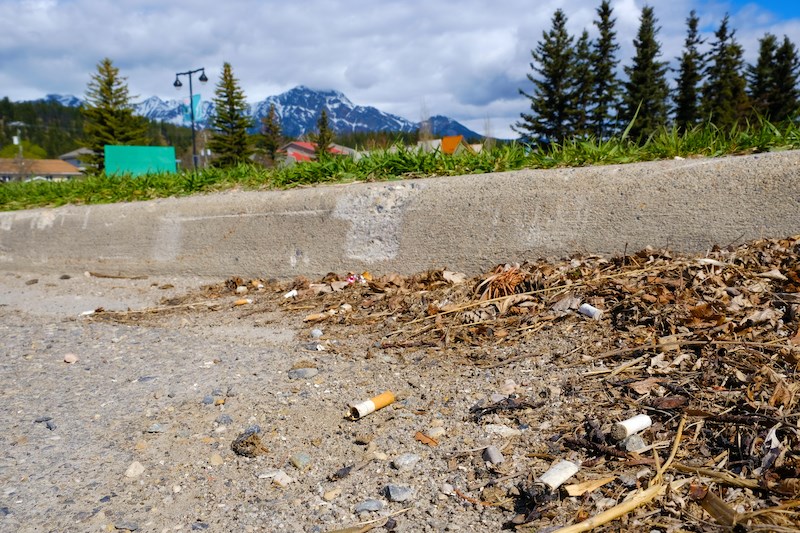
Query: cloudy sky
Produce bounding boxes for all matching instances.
[1,0,799,138]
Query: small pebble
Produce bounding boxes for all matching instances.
[202,395,214,405]
[172,485,181,493]
[392,453,421,471]
[385,484,414,502]
[288,367,319,380]
[146,423,165,433]
[500,378,517,395]
[441,483,455,495]
[25,279,38,285]
[125,461,145,478]
[191,523,210,530]
[215,414,234,426]
[34,416,52,423]
[322,488,341,501]
[310,328,323,338]
[426,426,446,439]
[59,274,71,280]
[290,451,312,470]
[235,286,248,294]
[483,445,504,464]
[209,453,224,466]
[64,353,78,364]
[623,434,648,452]
[114,522,138,531]
[45,420,57,431]
[354,499,384,513]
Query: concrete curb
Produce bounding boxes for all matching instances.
[1,151,799,278]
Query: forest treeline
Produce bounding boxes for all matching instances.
[515,2,800,143]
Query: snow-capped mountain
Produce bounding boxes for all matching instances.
[42,87,482,139]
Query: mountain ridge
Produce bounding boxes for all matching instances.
[41,86,482,140]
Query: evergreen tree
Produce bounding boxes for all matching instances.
[747,33,778,118]
[768,36,800,122]
[81,58,146,172]
[573,30,594,138]
[208,62,253,168]
[514,9,575,143]
[701,15,750,131]
[261,103,283,165]
[589,0,621,138]
[620,6,670,141]
[311,108,335,159]
[674,10,705,131]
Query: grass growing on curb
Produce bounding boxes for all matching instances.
[2,119,799,211]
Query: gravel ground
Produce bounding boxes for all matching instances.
[0,271,582,533]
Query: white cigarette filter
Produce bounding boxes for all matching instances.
[538,460,580,490]
[610,414,653,441]
[349,391,396,419]
[578,303,603,320]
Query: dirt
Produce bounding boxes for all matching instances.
[1,236,799,533]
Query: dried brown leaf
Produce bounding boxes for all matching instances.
[414,431,438,447]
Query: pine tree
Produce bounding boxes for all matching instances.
[311,108,335,159]
[769,36,800,122]
[261,103,283,165]
[620,6,670,141]
[674,10,705,131]
[514,9,575,143]
[572,30,594,138]
[747,33,778,118]
[208,62,253,168]
[81,58,146,172]
[589,0,621,138]
[701,15,750,131]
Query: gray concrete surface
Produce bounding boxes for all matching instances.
[1,151,798,279]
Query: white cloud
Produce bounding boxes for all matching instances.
[0,0,797,138]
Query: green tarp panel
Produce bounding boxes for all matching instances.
[104,145,176,176]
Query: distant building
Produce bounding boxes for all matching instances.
[279,141,357,165]
[58,147,94,170]
[417,135,478,155]
[0,158,83,183]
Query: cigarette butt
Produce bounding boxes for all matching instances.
[611,414,652,441]
[578,303,603,320]
[349,391,396,419]
[538,460,580,490]
[233,298,252,306]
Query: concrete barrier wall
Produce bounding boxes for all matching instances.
[1,151,799,278]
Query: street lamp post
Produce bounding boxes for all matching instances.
[173,67,208,169]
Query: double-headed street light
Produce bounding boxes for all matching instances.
[173,67,208,169]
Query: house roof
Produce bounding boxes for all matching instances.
[440,135,475,155]
[58,147,93,160]
[0,158,83,176]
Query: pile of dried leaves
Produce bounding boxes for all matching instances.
[97,235,800,531]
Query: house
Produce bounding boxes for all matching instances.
[417,135,476,155]
[0,158,83,183]
[279,141,357,164]
[58,147,94,170]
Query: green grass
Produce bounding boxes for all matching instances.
[2,118,799,211]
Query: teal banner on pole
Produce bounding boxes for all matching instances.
[182,94,201,123]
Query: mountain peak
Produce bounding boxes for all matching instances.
[37,87,482,139]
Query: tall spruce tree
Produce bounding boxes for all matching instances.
[311,108,335,159]
[208,62,253,168]
[589,0,621,138]
[770,36,800,121]
[261,103,283,165]
[701,15,750,130]
[81,58,146,172]
[620,6,670,141]
[514,9,576,143]
[573,30,594,138]
[674,10,705,131]
[747,33,778,118]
